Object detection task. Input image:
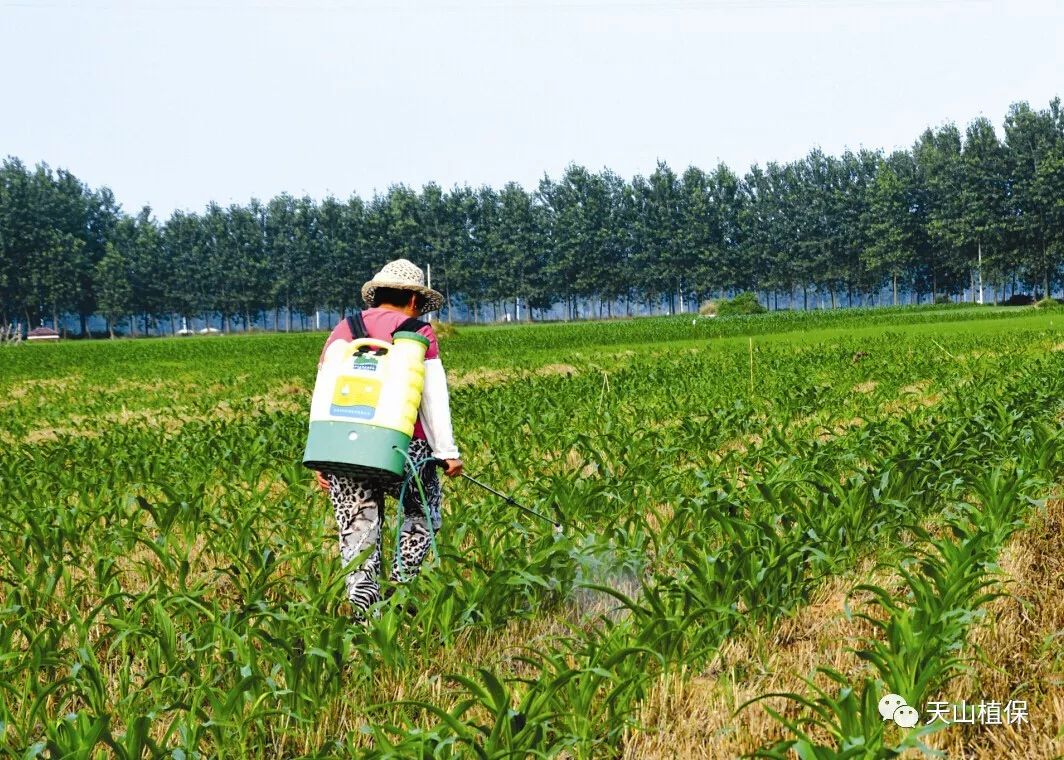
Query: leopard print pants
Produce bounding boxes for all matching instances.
[324,438,443,612]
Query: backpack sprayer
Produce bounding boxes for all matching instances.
[303,311,430,482]
[303,311,565,536]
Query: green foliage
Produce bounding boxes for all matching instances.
[716,292,767,316]
[93,243,132,336]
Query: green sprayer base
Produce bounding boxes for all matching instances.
[303,421,410,482]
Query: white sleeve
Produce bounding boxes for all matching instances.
[419,358,460,460]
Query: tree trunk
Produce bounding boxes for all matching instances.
[892,273,898,306]
[80,312,88,337]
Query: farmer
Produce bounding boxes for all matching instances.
[315,259,462,615]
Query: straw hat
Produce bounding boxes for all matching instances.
[361,259,444,315]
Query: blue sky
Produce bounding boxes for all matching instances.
[2,0,1062,217]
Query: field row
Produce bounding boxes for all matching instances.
[0,310,1062,757]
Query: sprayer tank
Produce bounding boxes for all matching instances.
[302,330,430,481]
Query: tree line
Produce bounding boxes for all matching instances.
[2,97,1063,336]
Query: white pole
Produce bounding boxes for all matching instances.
[516,297,521,322]
[426,264,435,320]
[977,242,984,305]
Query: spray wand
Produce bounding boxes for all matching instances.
[431,459,564,533]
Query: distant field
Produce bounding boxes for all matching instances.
[1,306,1062,758]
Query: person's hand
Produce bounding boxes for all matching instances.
[315,471,330,491]
[442,459,463,478]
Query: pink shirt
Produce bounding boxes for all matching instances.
[318,308,440,440]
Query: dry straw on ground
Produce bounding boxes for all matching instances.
[928,496,1064,759]
[622,496,1064,758]
[621,558,893,758]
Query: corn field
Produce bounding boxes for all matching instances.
[1,305,1062,758]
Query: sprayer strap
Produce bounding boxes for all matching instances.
[346,310,369,340]
[347,312,425,342]
[393,317,428,336]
